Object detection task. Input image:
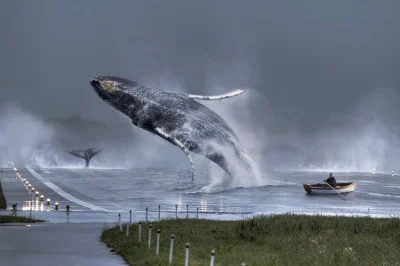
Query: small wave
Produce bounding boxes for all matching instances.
[357,191,400,198]
[187,185,236,194]
[170,183,197,191]
[186,183,287,194]
[271,180,302,186]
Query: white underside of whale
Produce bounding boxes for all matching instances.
[155,127,195,181]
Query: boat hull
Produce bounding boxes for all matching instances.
[303,182,356,195]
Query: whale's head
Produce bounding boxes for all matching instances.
[90,76,136,100]
[90,76,140,117]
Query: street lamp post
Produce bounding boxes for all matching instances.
[29,192,33,219]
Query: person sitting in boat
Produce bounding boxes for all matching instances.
[325,173,337,187]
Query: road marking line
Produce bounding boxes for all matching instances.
[26,167,108,211]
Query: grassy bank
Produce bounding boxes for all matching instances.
[101,214,400,266]
[0,215,45,223]
[0,180,6,209]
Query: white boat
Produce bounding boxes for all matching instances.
[303,182,356,195]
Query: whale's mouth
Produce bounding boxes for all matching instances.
[91,79,112,102]
[90,79,101,89]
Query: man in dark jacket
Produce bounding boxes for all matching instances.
[325,173,337,187]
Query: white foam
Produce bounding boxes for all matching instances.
[26,167,108,211]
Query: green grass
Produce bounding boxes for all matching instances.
[101,214,400,266]
[0,215,45,223]
[0,181,6,209]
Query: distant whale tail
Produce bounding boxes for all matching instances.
[66,148,102,168]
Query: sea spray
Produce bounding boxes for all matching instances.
[0,104,55,167]
[196,140,267,193]
[198,89,270,191]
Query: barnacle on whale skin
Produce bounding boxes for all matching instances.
[102,81,115,92]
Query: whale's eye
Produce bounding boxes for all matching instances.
[102,81,115,92]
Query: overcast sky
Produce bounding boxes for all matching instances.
[0,0,399,128]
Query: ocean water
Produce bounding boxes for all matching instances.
[3,168,399,223]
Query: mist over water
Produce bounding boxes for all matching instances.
[285,87,400,174]
[0,103,171,169]
[0,104,55,167]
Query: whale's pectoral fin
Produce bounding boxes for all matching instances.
[187,88,247,100]
[154,127,195,182]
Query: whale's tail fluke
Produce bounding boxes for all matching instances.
[66,148,102,168]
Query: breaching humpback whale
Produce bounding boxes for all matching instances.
[90,76,254,181]
[67,148,102,168]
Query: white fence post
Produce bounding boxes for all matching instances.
[168,234,174,265]
[118,213,122,232]
[210,250,215,266]
[184,242,190,266]
[138,222,142,243]
[148,224,152,249]
[156,229,161,256]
